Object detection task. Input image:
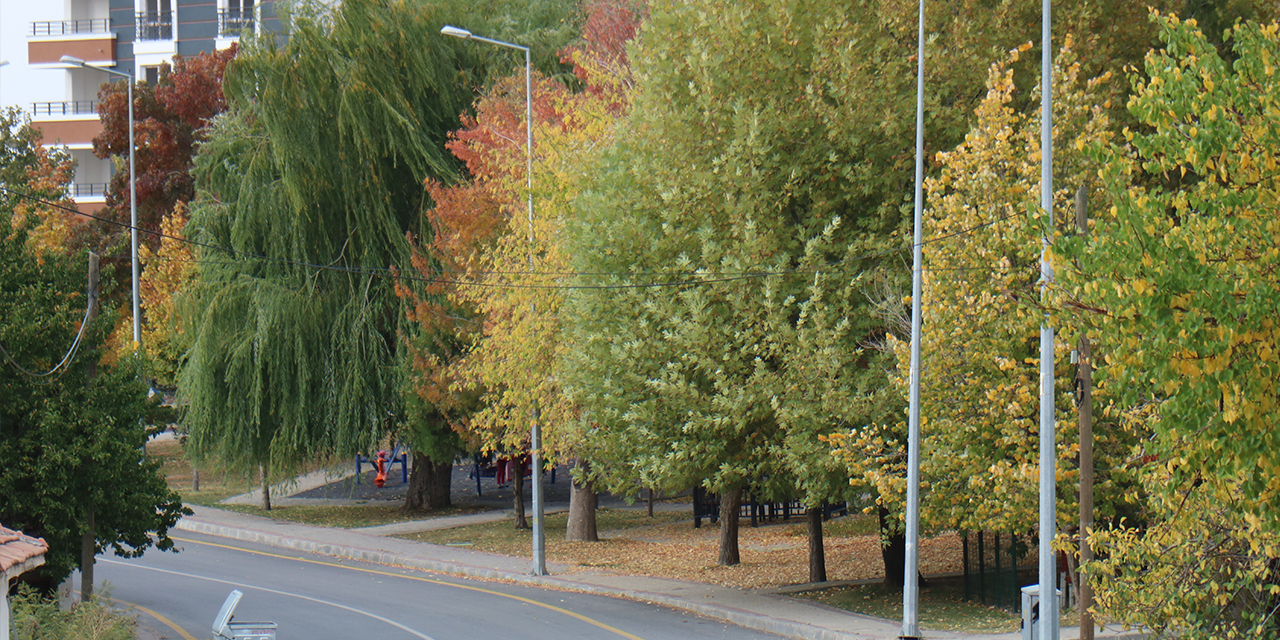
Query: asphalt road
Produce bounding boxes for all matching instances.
[93,531,785,640]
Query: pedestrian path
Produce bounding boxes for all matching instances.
[173,505,1146,640]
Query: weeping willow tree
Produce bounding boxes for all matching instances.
[179,0,578,508]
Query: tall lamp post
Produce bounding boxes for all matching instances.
[60,55,140,348]
[440,25,546,577]
[901,0,927,637]
[1037,0,1059,638]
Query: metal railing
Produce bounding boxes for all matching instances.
[68,183,109,199]
[29,19,111,37]
[31,101,99,117]
[136,11,173,41]
[218,8,255,36]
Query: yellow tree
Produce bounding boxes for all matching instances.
[137,203,194,387]
[408,0,638,533]
[828,40,1138,549]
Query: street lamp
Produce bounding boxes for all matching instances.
[60,55,140,349]
[440,25,546,577]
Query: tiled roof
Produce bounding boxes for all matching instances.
[0,524,48,578]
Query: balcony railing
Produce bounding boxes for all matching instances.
[136,11,173,41]
[31,101,99,117]
[218,8,255,37]
[68,183,109,199]
[29,19,111,37]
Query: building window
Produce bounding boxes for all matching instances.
[136,0,173,41]
[143,66,161,87]
[219,0,255,37]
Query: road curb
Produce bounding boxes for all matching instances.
[173,518,877,640]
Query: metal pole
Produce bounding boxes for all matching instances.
[901,0,926,637]
[525,46,547,577]
[440,27,545,576]
[128,79,140,347]
[1038,0,1059,638]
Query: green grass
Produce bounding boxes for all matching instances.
[798,577,1079,634]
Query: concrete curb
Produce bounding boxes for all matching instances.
[173,518,882,640]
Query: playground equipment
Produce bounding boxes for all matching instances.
[355,444,408,486]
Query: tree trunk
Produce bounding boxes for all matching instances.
[880,503,906,588]
[807,506,827,583]
[260,464,272,511]
[717,486,743,566]
[80,509,95,601]
[512,459,528,529]
[565,459,598,542]
[192,465,200,492]
[403,452,453,512]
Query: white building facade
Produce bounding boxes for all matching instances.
[0,0,279,215]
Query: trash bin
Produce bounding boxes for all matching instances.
[213,589,277,640]
[1020,584,1061,640]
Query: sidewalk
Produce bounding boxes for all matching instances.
[173,505,1145,640]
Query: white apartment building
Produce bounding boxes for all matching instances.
[0,0,278,216]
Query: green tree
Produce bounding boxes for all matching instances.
[564,0,908,568]
[179,0,578,510]
[0,112,186,587]
[1064,15,1280,636]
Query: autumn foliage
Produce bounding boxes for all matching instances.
[93,45,236,253]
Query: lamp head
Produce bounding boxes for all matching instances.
[440,25,472,39]
[60,55,87,67]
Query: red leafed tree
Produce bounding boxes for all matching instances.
[91,45,235,359]
[93,46,235,257]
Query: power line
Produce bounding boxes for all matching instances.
[0,270,95,382]
[2,184,1032,292]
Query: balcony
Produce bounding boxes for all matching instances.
[28,19,115,66]
[136,11,174,41]
[68,182,108,216]
[218,8,255,37]
[30,103,103,150]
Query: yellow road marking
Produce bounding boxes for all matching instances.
[113,598,199,640]
[172,535,644,640]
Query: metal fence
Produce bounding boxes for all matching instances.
[68,183,109,199]
[29,19,110,37]
[218,8,255,37]
[961,530,1036,610]
[31,101,98,117]
[136,11,173,41]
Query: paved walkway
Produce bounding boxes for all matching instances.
[174,503,1146,640]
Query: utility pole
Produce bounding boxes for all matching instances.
[1075,188,1095,640]
[81,252,100,602]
